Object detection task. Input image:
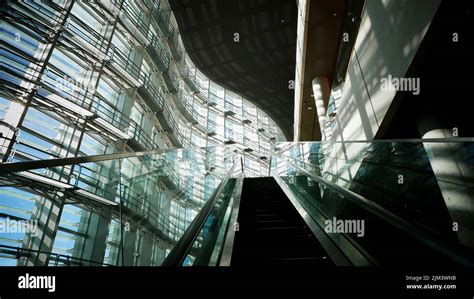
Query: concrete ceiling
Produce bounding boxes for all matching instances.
[169,0,298,140]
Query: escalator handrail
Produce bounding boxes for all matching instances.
[273,154,474,265]
[162,158,239,266]
[218,172,245,266]
[272,138,474,155]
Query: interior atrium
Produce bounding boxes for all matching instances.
[0,0,473,268]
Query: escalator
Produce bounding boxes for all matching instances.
[1,140,473,267]
[261,141,474,267]
[225,176,473,267]
[231,177,333,266]
[277,175,468,266]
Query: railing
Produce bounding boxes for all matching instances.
[0,244,113,266]
[146,34,171,71]
[167,29,183,61]
[161,158,239,266]
[9,1,63,37]
[120,1,150,39]
[0,148,170,175]
[107,44,142,80]
[138,72,166,111]
[128,120,159,150]
[153,6,173,38]
[208,93,223,108]
[172,91,197,124]
[271,140,474,265]
[224,101,242,116]
[218,173,245,266]
[1,146,238,266]
[64,15,110,56]
[178,62,199,92]
[91,96,131,132]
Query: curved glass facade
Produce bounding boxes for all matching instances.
[0,0,284,266]
[1,0,284,173]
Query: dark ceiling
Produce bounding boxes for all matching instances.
[169,0,298,140]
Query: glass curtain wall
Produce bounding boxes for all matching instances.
[0,0,283,266]
[1,0,285,171]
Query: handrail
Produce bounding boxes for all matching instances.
[0,244,113,266]
[218,172,245,266]
[273,153,474,265]
[274,138,473,147]
[272,138,474,155]
[0,148,180,174]
[161,159,238,266]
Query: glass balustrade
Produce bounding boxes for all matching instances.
[0,146,238,266]
[184,178,237,266]
[271,140,474,266]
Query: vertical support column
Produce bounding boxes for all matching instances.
[151,238,167,265]
[138,229,153,266]
[142,111,156,142]
[130,46,145,71]
[81,207,113,265]
[20,194,66,266]
[120,221,138,266]
[140,6,152,30]
[120,87,137,132]
[311,76,330,140]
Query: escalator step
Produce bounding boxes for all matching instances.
[257,219,295,223]
[256,226,301,230]
[232,177,334,266]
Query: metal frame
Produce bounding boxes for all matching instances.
[0,148,179,174]
[0,244,113,267]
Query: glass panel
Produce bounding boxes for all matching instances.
[184,178,237,266]
[0,146,237,266]
[272,140,474,266]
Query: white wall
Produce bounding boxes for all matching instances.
[326,0,441,185]
[293,0,310,141]
[332,0,441,143]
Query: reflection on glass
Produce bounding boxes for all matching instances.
[272,140,474,266]
[0,146,237,266]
